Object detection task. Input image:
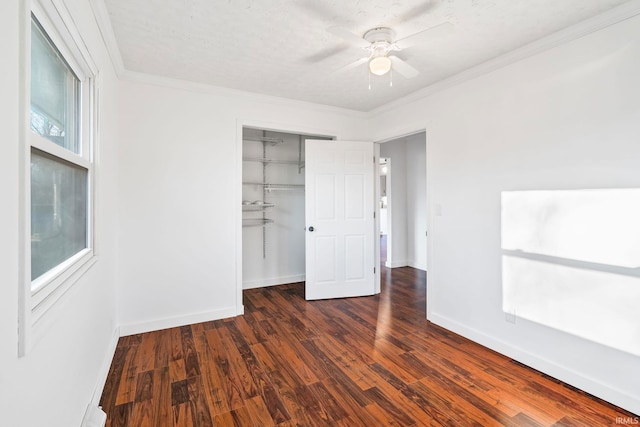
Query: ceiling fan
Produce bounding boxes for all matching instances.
[327,22,453,81]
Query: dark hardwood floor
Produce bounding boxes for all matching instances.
[100,238,636,426]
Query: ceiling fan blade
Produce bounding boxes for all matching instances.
[304,45,350,63]
[388,1,439,27]
[333,57,368,74]
[390,56,419,79]
[395,22,454,49]
[327,26,369,48]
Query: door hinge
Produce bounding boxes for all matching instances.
[374,267,376,274]
[373,211,376,218]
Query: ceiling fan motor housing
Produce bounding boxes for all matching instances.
[363,27,399,57]
[363,27,396,43]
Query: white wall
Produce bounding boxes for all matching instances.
[405,134,427,271]
[380,133,427,270]
[0,0,120,426]
[368,14,640,414]
[116,78,368,333]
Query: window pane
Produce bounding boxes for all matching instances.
[31,150,88,280]
[30,17,80,154]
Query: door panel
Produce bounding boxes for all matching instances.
[315,174,336,220]
[305,140,376,300]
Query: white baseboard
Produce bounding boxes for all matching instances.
[385,259,409,268]
[243,274,305,289]
[118,306,237,336]
[81,404,106,427]
[91,326,120,406]
[408,260,427,271]
[429,312,640,416]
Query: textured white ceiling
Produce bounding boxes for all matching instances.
[103,0,631,111]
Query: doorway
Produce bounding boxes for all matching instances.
[379,157,390,265]
[377,131,427,271]
[241,128,332,290]
[236,124,385,313]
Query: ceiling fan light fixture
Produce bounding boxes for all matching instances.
[369,56,392,76]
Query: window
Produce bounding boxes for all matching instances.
[30,17,80,153]
[30,16,90,287]
[20,2,98,354]
[31,150,88,281]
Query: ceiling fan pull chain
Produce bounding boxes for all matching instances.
[390,68,393,87]
[368,69,372,90]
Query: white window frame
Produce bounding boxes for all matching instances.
[19,0,99,356]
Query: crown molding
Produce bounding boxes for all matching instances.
[88,0,125,77]
[368,0,640,117]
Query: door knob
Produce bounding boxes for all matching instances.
[308,226,315,232]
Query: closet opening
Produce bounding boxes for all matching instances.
[241,127,331,290]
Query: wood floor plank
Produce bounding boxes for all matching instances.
[179,326,200,379]
[364,386,416,426]
[170,379,189,407]
[186,375,214,427]
[267,373,318,427]
[114,342,140,406]
[307,381,349,423]
[101,241,638,426]
[261,342,318,388]
[229,405,255,427]
[153,329,171,369]
[211,411,234,426]
[245,396,275,427]
[226,324,291,424]
[128,398,153,427]
[292,384,335,426]
[311,334,378,390]
[133,332,157,373]
[202,328,245,411]
[300,338,372,407]
[259,320,327,384]
[215,324,259,401]
[168,358,186,384]
[407,348,531,420]
[171,402,193,427]
[153,367,172,425]
[190,322,230,417]
[168,327,184,362]
[133,370,154,403]
[364,401,412,427]
[106,402,133,427]
[368,362,465,425]
[319,376,379,427]
[233,313,266,345]
[100,344,130,410]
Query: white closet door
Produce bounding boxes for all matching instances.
[305,140,376,300]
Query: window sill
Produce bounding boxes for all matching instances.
[31,249,97,325]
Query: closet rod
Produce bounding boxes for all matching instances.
[243,136,284,144]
